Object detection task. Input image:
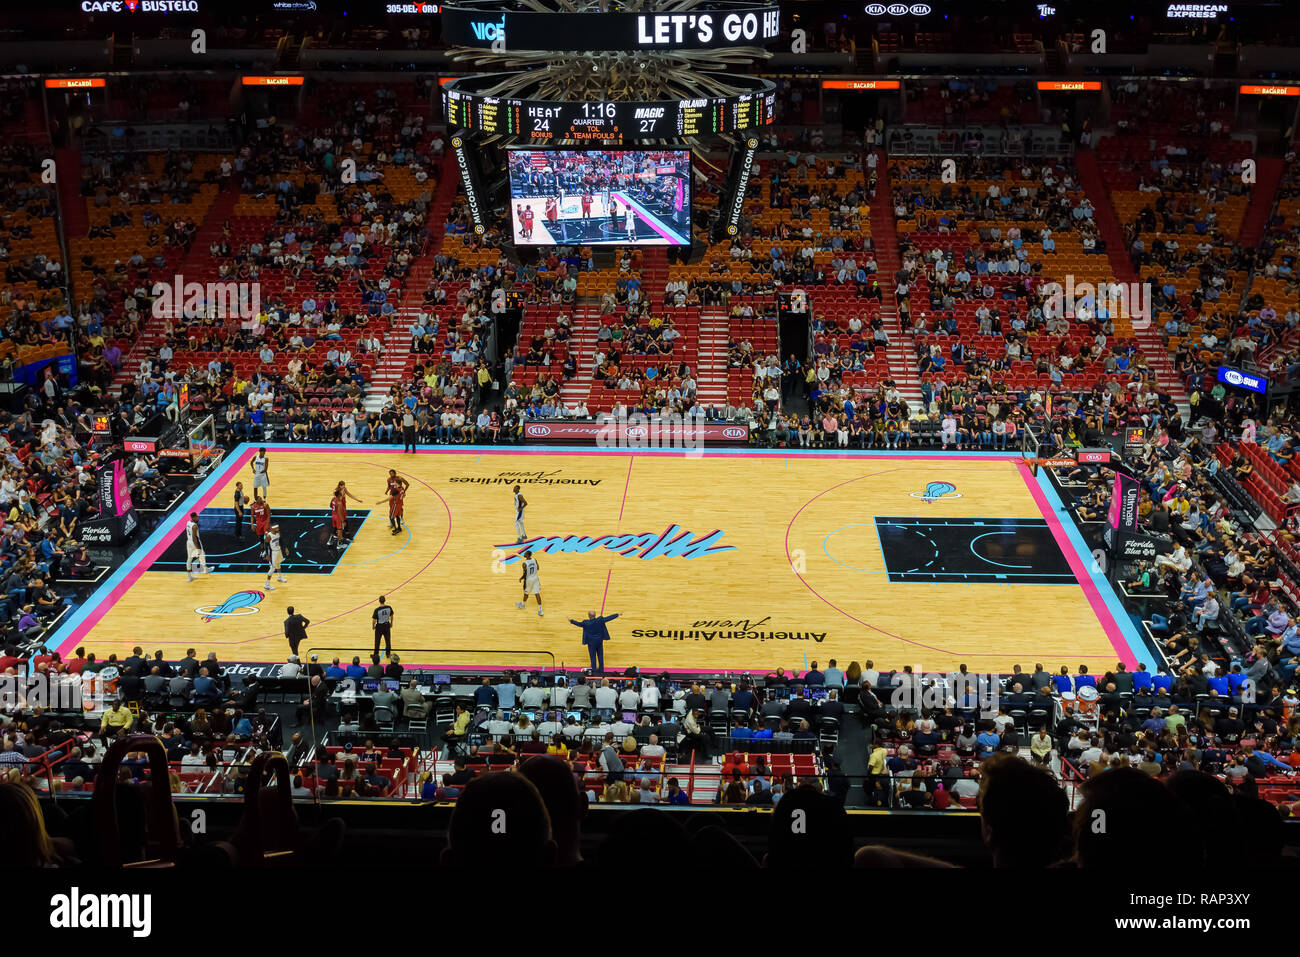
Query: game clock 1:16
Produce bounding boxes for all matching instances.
[556,102,669,136]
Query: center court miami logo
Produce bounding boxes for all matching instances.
[910,481,962,503]
[195,590,266,622]
[496,525,735,564]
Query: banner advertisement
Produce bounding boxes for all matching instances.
[522,420,749,444]
[78,452,139,545]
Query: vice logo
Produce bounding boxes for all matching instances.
[470,19,505,42]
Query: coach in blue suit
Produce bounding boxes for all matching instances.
[571,610,619,675]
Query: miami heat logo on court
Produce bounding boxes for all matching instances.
[497,525,735,564]
[195,590,266,622]
[910,481,962,503]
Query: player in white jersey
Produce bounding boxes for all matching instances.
[624,205,637,241]
[185,512,211,581]
[513,484,528,543]
[515,555,543,616]
[250,447,270,501]
[263,523,287,589]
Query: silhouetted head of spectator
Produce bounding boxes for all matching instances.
[1073,768,1196,868]
[0,782,59,867]
[598,807,693,867]
[1232,792,1284,868]
[978,752,1069,867]
[519,755,587,868]
[442,770,555,868]
[1165,769,1239,866]
[765,785,851,868]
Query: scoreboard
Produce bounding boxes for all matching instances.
[443,76,776,140]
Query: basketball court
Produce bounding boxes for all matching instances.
[510,192,688,245]
[49,444,1156,675]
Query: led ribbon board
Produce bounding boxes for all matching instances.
[438,2,780,51]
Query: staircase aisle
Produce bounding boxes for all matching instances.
[364,152,460,409]
[110,184,242,393]
[559,305,601,408]
[640,246,669,306]
[54,148,88,239]
[695,309,731,408]
[1238,157,1284,249]
[867,149,924,410]
[1074,147,1191,418]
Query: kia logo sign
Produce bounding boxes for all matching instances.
[625,426,648,438]
[865,2,931,13]
[723,427,747,439]
[530,425,552,436]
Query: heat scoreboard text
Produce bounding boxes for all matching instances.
[443,83,776,140]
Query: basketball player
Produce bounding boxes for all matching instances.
[185,511,211,582]
[330,480,364,549]
[523,203,535,239]
[609,200,620,235]
[544,195,559,241]
[515,554,543,616]
[581,191,593,225]
[515,202,526,240]
[513,484,528,544]
[233,481,246,541]
[377,469,410,535]
[624,203,637,242]
[250,447,270,501]
[263,523,288,589]
[251,492,271,540]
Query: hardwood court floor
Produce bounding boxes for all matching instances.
[55,446,1139,675]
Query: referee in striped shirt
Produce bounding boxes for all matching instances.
[372,596,395,658]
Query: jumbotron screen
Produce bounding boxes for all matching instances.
[507,148,692,246]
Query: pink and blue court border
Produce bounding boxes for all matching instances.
[49,443,1157,674]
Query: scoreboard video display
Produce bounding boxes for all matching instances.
[443,76,776,140]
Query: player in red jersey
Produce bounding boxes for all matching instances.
[251,493,271,539]
[330,480,364,549]
[376,469,411,535]
[581,192,592,219]
[523,205,535,239]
